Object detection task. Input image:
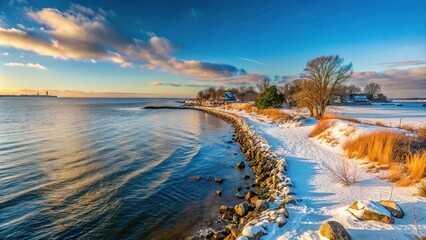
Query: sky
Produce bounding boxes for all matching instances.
[0,0,425,98]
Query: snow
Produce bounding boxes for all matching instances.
[347,200,392,219]
[241,225,267,237]
[326,104,426,128]
[217,107,426,240]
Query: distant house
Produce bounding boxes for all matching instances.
[221,92,237,103]
[349,94,370,103]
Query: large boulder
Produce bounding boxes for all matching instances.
[378,200,404,218]
[235,203,249,217]
[347,200,394,224]
[319,221,351,240]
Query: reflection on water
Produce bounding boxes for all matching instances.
[0,98,253,239]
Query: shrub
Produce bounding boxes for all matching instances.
[254,86,284,109]
[309,119,334,137]
[343,131,408,165]
[418,126,426,141]
[386,163,404,182]
[323,159,360,186]
[396,150,426,186]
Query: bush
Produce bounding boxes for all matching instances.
[323,159,360,186]
[417,181,426,198]
[309,119,334,137]
[254,85,283,109]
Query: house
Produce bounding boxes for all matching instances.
[221,92,237,103]
[349,94,370,103]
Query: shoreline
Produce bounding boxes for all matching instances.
[145,106,292,239]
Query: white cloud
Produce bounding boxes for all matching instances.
[4,62,47,70]
[2,52,9,56]
[0,5,251,84]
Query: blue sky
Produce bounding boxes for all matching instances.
[0,0,425,97]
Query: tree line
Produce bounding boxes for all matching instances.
[195,55,388,118]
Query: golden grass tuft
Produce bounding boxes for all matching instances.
[343,131,408,165]
[322,114,362,124]
[309,119,334,137]
[386,163,404,182]
[417,181,426,198]
[396,150,426,186]
[226,103,289,122]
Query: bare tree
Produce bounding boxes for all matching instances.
[256,77,271,93]
[323,159,360,186]
[364,82,381,100]
[347,85,361,95]
[301,55,353,118]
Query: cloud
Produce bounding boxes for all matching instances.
[349,67,426,97]
[237,57,267,66]
[146,81,164,86]
[4,62,47,70]
[9,0,27,6]
[146,81,213,88]
[2,52,9,56]
[0,4,251,83]
[380,59,426,68]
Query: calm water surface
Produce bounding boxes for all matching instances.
[0,98,253,239]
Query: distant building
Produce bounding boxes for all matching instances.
[221,92,237,103]
[349,94,370,103]
[46,91,49,96]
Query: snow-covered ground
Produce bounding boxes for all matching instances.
[326,102,426,128]
[220,107,426,240]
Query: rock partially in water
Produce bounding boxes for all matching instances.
[216,190,222,196]
[235,203,249,217]
[235,193,245,199]
[191,176,201,181]
[215,178,224,183]
[236,161,245,168]
[243,175,250,180]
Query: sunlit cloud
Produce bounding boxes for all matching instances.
[2,52,9,56]
[4,62,47,70]
[0,4,253,84]
[349,67,426,97]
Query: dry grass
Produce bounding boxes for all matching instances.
[418,126,426,141]
[401,124,416,132]
[226,103,290,122]
[322,114,362,124]
[343,131,408,165]
[417,181,426,198]
[386,163,404,182]
[396,151,426,186]
[309,119,334,137]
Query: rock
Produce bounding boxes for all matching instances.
[191,176,201,181]
[223,235,235,240]
[318,221,351,240]
[347,200,394,224]
[237,161,245,168]
[378,200,404,218]
[232,214,239,224]
[220,205,233,213]
[235,193,245,199]
[222,211,232,221]
[235,202,249,217]
[282,196,296,205]
[230,226,240,238]
[227,141,233,144]
[255,200,269,211]
[243,175,250,180]
[245,191,258,201]
[216,190,222,196]
[237,186,242,191]
[276,216,286,227]
[215,178,224,183]
[213,232,225,240]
